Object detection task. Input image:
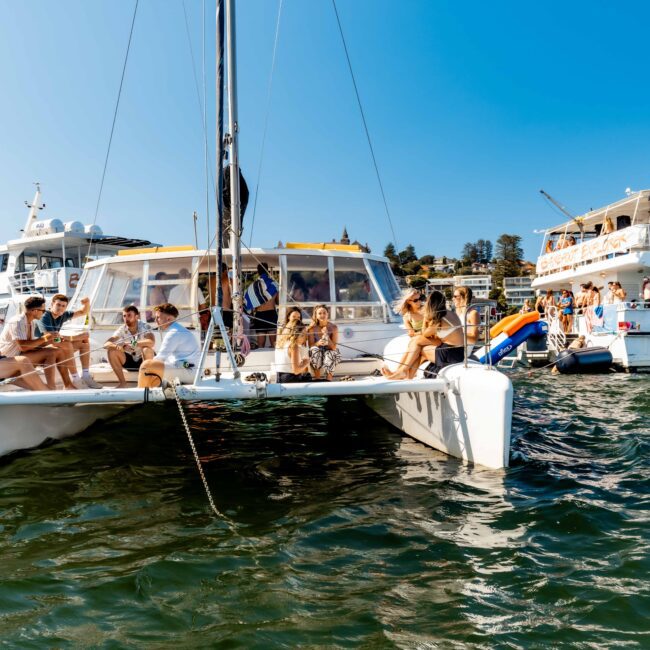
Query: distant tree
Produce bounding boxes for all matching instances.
[442,256,447,264]
[489,287,508,313]
[461,242,479,265]
[484,240,493,262]
[492,234,524,287]
[403,260,423,275]
[399,244,417,264]
[383,243,398,262]
[418,254,435,265]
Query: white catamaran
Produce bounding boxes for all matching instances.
[0,0,513,470]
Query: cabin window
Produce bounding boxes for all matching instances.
[285,255,331,303]
[144,258,202,326]
[70,266,104,312]
[333,257,378,303]
[93,261,144,325]
[15,252,38,273]
[368,260,401,304]
[0,254,8,273]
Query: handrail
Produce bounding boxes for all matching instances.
[461,301,494,369]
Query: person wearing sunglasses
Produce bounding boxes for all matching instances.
[452,286,481,354]
[0,296,73,389]
[393,288,424,337]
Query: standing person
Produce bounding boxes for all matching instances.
[534,292,546,315]
[205,263,233,330]
[104,305,155,388]
[603,282,615,305]
[274,307,311,383]
[0,296,73,389]
[138,303,201,388]
[574,282,592,314]
[643,277,650,308]
[35,294,101,388]
[307,304,341,381]
[558,289,574,333]
[452,286,481,353]
[393,288,424,337]
[612,281,627,303]
[244,263,279,348]
[520,299,533,314]
[543,290,555,317]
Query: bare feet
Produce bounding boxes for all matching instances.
[116,382,128,389]
[381,366,406,380]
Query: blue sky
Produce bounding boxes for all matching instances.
[1,0,649,263]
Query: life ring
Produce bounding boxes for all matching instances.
[68,273,80,289]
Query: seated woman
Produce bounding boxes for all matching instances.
[275,307,310,383]
[307,304,341,381]
[382,291,464,380]
[452,286,480,355]
[0,355,49,390]
[394,288,424,336]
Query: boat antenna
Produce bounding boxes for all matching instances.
[225,0,243,345]
[539,189,584,238]
[23,182,45,237]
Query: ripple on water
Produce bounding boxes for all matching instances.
[0,379,648,646]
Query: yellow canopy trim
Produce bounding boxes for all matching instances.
[117,245,195,256]
[285,242,362,252]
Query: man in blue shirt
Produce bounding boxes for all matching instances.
[36,293,101,389]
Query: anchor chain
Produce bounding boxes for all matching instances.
[170,382,221,517]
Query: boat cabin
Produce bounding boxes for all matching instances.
[533,189,650,291]
[69,242,401,330]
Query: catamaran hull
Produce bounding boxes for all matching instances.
[365,364,512,469]
[0,392,142,458]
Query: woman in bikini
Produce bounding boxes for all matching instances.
[394,288,424,336]
[382,291,464,380]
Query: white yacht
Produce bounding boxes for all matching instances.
[0,184,155,328]
[532,189,650,370]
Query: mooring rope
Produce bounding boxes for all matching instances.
[170,381,221,517]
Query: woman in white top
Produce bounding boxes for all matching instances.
[452,286,480,354]
[275,307,310,382]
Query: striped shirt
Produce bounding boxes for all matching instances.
[0,314,37,357]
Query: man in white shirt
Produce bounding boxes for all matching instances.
[104,305,155,388]
[0,296,73,389]
[138,303,201,388]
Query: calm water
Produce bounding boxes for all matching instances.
[1,373,649,647]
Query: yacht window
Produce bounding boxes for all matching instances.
[285,255,330,303]
[70,266,103,311]
[93,261,144,325]
[16,252,38,273]
[335,305,384,321]
[41,255,63,269]
[333,257,378,303]
[145,258,201,326]
[0,254,8,273]
[368,260,401,303]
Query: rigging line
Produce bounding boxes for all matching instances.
[331,0,401,262]
[248,0,284,246]
[182,0,217,196]
[88,0,139,261]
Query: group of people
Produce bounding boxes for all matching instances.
[0,295,201,391]
[380,287,480,380]
[274,304,342,382]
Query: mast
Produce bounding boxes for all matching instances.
[225,0,243,341]
[23,182,45,237]
[215,0,225,309]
